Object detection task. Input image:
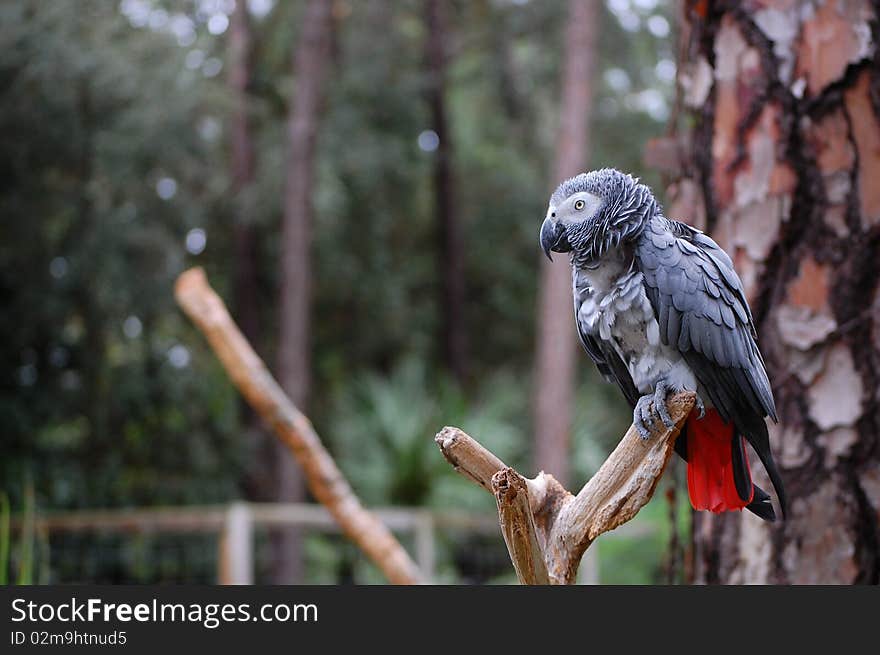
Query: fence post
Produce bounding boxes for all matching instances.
[218,502,253,585]
[413,512,435,584]
[578,541,599,584]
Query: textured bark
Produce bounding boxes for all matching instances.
[425,0,468,382]
[276,0,333,583]
[492,468,552,585]
[533,0,600,486]
[670,0,880,584]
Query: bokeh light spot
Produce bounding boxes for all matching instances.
[418,130,440,152]
[156,177,178,200]
[123,316,143,339]
[168,344,191,369]
[186,228,207,255]
[49,257,69,279]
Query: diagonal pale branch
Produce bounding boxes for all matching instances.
[175,267,422,585]
[435,392,694,584]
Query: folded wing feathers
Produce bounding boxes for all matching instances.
[635,217,777,423]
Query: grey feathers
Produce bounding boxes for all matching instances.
[635,215,777,423]
[558,169,785,516]
[552,169,660,265]
[636,215,786,516]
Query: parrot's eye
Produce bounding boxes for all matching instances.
[574,199,586,210]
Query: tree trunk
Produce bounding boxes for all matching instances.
[229,0,259,348]
[671,0,880,584]
[533,0,599,486]
[425,0,468,382]
[228,0,273,508]
[276,0,333,584]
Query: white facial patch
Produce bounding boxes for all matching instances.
[565,192,602,224]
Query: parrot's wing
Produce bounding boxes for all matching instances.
[635,218,776,420]
[635,217,786,514]
[573,294,641,408]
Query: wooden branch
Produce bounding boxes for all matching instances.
[492,468,550,585]
[436,392,694,584]
[175,267,422,585]
[435,426,545,502]
[435,426,507,492]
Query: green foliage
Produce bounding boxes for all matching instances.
[328,356,527,511]
[0,492,9,585]
[597,468,693,584]
[16,482,35,585]
[0,479,51,585]
[0,1,245,513]
[1,0,677,583]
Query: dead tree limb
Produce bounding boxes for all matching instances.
[492,468,550,585]
[175,267,423,585]
[435,392,693,584]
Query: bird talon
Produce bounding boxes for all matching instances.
[633,396,653,440]
[653,380,675,428]
[634,394,662,439]
[694,393,707,419]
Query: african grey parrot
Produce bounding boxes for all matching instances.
[539,168,785,521]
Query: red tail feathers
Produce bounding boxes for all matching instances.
[686,409,754,513]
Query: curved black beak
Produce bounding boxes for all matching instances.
[540,218,570,261]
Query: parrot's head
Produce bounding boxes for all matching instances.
[540,168,658,264]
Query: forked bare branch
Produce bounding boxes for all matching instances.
[435,392,693,584]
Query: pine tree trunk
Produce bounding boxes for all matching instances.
[671,0,880,584]
[425,0,468,382]
[229,0,259,347]
[228,0,273,508]
[533,0,599,486]
[276,0,333,584]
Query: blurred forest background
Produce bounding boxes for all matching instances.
[2,0,878,585]
[1,0,676,584]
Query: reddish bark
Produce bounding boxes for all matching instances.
[671,0,880,584]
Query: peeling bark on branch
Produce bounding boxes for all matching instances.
[175,267,422,585]
[436,393,694,584]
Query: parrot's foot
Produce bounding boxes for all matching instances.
[633,379,675,440]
